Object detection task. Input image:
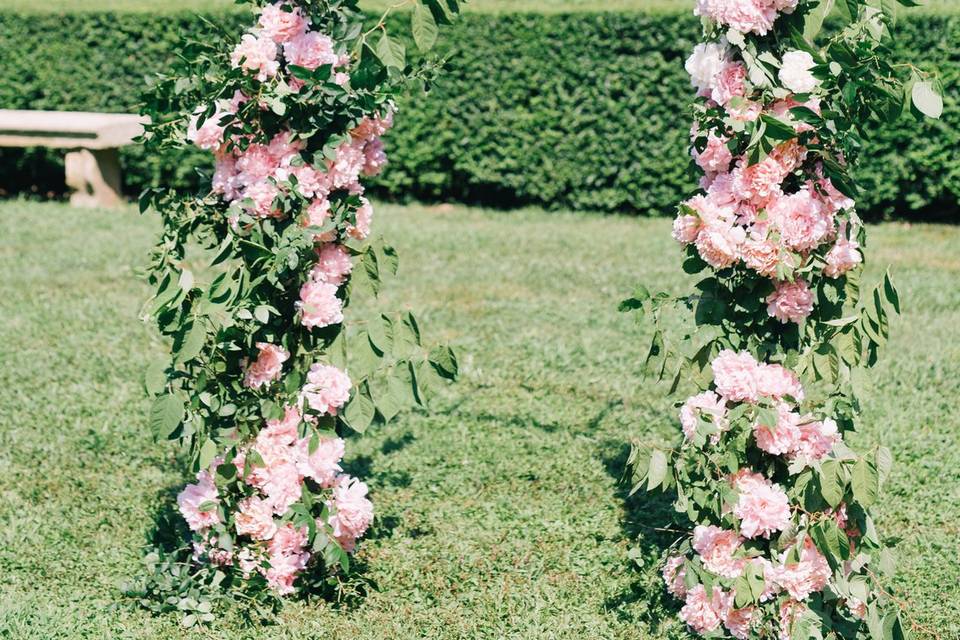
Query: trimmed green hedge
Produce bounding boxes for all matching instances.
[0,10,956,218]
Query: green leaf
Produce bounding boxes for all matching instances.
[852,458,880,507]
[803,0,835,41]
[143,359,168,395]
[411,1,439,52]
[429,344,459,380]
[352,43,387,90]
[175,320,207,365]
[198,437,217,471]
[647,449,668,491]
[911,81,943,119]
[876,446,893,486]
[819,459,844,507]
[342,383,375,433]
[150,393,184,440]
[376,32,406,70]
[760,114,797,141]
[883,270,901,314]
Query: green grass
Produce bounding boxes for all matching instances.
[0,200,957,639]
[2,0,956,13]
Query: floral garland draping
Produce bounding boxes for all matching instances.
[622,1,941,638]
[130,0,461,621]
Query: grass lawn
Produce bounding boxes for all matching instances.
[5,0,958,14]
[0,200,957,639]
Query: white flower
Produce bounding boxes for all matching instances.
[778,50,819,94]
[685,41,730,95]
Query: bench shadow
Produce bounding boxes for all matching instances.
[597,436,685,633]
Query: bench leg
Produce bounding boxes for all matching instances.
[65,148,123,208]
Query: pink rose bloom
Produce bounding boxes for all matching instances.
[235,496,278,541]
[770,538,831,600]
[267,131,304,171]
[685,41,730,97]
[362,138,388,176]
[695,0,778,35]
[680,584,732,634]
[328,140,366,191]
[261,406,302,447]
[753,402,802,455]
[779,50,819,94]
[297,435,345,487]
[769,189,833,251]
[186,104,231,151]
[732,156,786,208]
[694,134,734,173]
[725,606,755,640]
[303,197,336,242]
[711,61,747,106]
[258,3,308,43]
[177,470,221,532]
[230,33,280,82]
[695,219,745,269]
[811,175,855,214]
[712,350,760,403]
[741,235,781,277]
[756,363,804,402]
[347,198,374,240]
[662,555,688,598]
[727,99,763,122]
[680,391,728,441]
[310,243,353,286]
[351,111,394,140]
[824,233,861,278]
[283,31,338,70]
[733,475,792,539]
[766,279,814,324]
[261,461,303,515]
[212,153,241,201]
[301,363,352,415]
[791,417,839,464]
[291,164,328,199]
[848,597,867,620]
[328,475,374,552]
[243,342,289,389]
[672,214,701,245]
[297,280,344,328]
[236,143,277,184]
[265,524,310,595]
[693,525,745,578]
[243,179,281,219]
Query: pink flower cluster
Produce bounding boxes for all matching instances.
[178,374,374,595]
[243,342,289,389]
[679,36,861,325]
[694,0,799,35]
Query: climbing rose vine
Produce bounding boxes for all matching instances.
[622,1,941,639]
[128,0,461,622]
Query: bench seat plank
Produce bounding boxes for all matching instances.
[0,109,146,150]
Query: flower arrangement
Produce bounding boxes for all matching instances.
[129,0,461,623]
[622,0,942,638]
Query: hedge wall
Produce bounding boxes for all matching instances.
[1,10,957,219]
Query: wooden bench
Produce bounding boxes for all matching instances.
[0,109,147,208]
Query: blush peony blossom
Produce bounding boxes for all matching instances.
[824,231,862,278]
[297,434,345,487]
[756,362,804,402]
[733,474,792,539]
[693,134,734,173]
[680,391,728,441]
[265,524,310,595]
[685,41,731,96]
[725,606,755,640]
[243,342,289,389]
[298,280,344,328]
[712,350,761,403]
[347,198,374,240]
[258,3,308,43]
[235,496,278,541]
[672,214,702,244]
[769,189,833,252]
[766,279,814,324]
[300,363,352,415]
[695,219,745,269]
[680,584,733,634]
[693,525,746,578]
[791,417,839,464]
[711,61,747,106]
[230,34,280,82]
[779,50,819,94]
[283,31,338,70]
[328,475,374,551]
[753,402,802,455]
[310,243,353,286]
[177,470,221,532]
[695,0,779,36]
[770,538,831,600]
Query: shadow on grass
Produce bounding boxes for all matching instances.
[598,437,685,633]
